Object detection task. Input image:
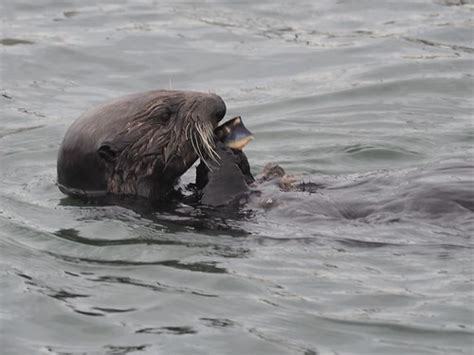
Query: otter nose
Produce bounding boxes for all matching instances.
[209,94,226,125]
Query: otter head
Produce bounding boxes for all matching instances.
[57,90,226,200]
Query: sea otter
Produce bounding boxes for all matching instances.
[57,90,226,200]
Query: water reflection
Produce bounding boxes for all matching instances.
[58,194,253,237]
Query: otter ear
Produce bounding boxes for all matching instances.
[98,144,117,163]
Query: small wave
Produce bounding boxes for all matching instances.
[341,143,422,160]
[404,36,474,54]
[0,38,34,46]
[136,326,197,335]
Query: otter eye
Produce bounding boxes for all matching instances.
[160,112,170,123]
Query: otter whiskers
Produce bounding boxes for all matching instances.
[187,120,220,169]
[199,121,220,165]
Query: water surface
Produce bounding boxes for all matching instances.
[1,1,473,354]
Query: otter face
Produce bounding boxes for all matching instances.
[105,91,227,198]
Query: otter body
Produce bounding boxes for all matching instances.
[57,90,226,200]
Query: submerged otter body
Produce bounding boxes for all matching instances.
[57,90,226,200]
